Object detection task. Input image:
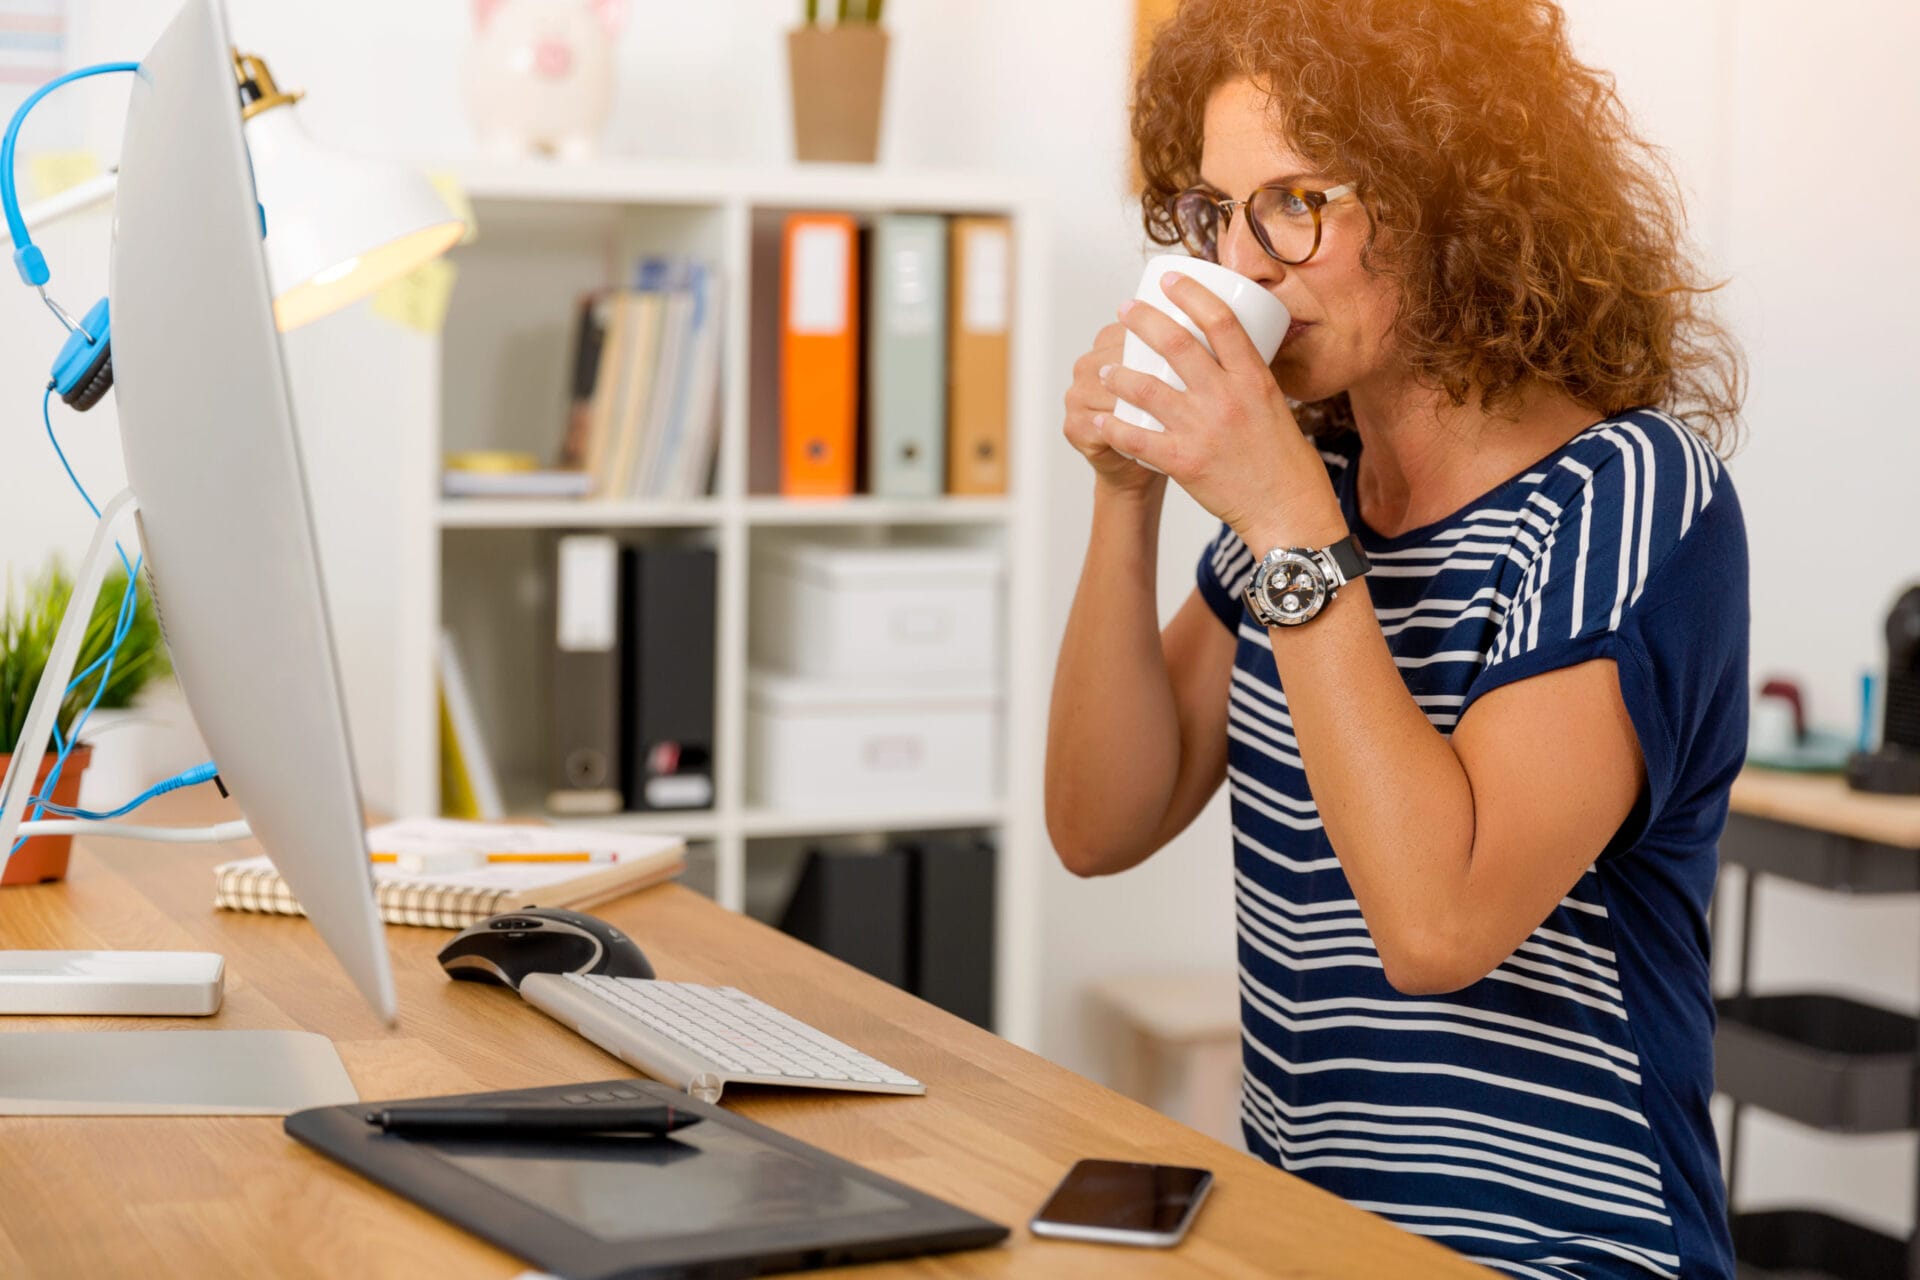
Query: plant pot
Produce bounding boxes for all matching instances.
[787,25,889,164]
[0,747,92,885]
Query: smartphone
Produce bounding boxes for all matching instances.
[1029,1158,1214,1247]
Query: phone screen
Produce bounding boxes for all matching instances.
[1032,1159,1213,1237]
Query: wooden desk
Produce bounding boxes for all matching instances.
[0,802,1488,1279]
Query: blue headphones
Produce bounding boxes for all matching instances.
[3,62,140,411]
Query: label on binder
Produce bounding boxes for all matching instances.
[962,227,1010,334]
[789,224,850,334]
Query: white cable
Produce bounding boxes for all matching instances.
[16,818,253,843]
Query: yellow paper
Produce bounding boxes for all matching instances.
[427,170,479,245]
[371,258,458,334]
[28,150,102,201]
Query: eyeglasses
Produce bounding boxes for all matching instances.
[1171,182,1356,266]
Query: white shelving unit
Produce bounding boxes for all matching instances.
[315,160,1050,1048]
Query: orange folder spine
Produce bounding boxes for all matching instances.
[780,213,860,497]
[946,215,1013,496]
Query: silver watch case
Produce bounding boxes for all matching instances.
[1247,547,1338,627]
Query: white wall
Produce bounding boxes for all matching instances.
[6,0,1917,1225]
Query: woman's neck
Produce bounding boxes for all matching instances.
[1343,371,1602,539]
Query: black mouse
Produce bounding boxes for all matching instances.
[437,907,654,990]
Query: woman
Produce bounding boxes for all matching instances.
[1045,2,1747,1277]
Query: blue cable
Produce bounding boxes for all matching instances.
[32,763,219,821]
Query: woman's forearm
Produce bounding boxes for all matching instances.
[1253,574,1480,989]
[1044,480,1184,874]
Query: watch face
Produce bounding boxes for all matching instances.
[1260,552,1327,624]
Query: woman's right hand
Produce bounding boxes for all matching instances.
[1063,322,1164,496]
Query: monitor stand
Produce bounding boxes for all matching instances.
[0,493,358,1114]
[0,1029,358,1115]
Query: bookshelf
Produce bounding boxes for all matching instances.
[318,160,1049,1048]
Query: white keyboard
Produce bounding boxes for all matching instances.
[518,972,925,1104]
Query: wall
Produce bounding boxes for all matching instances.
[4,0,1916,1227]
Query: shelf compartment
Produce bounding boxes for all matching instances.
[438,500,723,529]
[1716,993,1917,1131]
[741,496,1010,526]
[737,805,1004,839]
[1722,812,1920,893]
[1732,1209,1907,1280]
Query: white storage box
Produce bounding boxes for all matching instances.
[747,669,1001,811]
[750,541,1003,678]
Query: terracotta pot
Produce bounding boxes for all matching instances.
[0,747,92,885]
[787,25,889,164]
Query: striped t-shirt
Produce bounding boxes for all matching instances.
[1194,409,1747,1280]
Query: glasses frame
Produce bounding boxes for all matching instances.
[1172,182,1357,266]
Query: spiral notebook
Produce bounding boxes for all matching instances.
[213,822,686,930]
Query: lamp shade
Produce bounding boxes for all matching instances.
[243,102,464,331]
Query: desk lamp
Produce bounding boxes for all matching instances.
[0,0,464,1113]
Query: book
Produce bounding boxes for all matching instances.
[947,216,1013,495]
[780,213,860,496]
[438,629,505,821]
[867,214,948,498]
[441,469,593,499]
[664,262,725,500]
[549,534,624,815]
[213,820,686,930]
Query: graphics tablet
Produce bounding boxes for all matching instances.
[285,1078,1006,1279]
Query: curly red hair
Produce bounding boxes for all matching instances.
[1133,0,1744,452]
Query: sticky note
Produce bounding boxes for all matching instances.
[372,258,458,334]
[427,170,479,245]
[28,150,102,201]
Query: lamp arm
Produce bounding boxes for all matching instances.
[3,170,119,248]
[16,819,253,843]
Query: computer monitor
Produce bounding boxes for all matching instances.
[103,0,395,1021]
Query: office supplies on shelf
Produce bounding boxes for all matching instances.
[746,668,1001,811]
[519,972,926,1102]
[217,825,685,929]
[439,906,656,988]
[365,1098,700,1138]
[602,267,668,497]
[441,467,593,499]
[549,534,624,814]
[780,211,860,496]
[778,845,913,988]
[287,1077,1006,1278]
[654,261,725,500]
[575,290,631,492]
[439,628,505,821]
[906,833,996,1029]
[750,539,1004,678]
[620,543,717,811]
[946,214,1013,495]
[867,212,948,497]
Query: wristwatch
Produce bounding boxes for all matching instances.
[1244,535,1371,627]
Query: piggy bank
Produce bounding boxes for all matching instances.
[465,0,627,159]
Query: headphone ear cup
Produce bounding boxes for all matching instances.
[61,342,113,411]
[50,296,113,413]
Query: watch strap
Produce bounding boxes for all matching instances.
[1323,535,1370,586]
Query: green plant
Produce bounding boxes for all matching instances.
[803,0,883,23]
[0,560,172,757]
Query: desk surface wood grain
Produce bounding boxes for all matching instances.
[1730,766,1920,848]
[0,795,1490,1280]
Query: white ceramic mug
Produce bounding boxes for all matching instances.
[1112,254,1290,472]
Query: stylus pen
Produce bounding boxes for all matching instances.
[364,1103,700,1137]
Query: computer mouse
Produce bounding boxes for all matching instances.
[437,907,655,991]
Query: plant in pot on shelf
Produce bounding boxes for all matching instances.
[0,560,172,886]
[788,0,889,164]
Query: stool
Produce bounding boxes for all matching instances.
[1088,971,1242,1148]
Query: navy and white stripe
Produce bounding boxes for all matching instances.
[1194,409,1748,1280]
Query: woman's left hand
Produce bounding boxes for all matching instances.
[1096,272,1345,551]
